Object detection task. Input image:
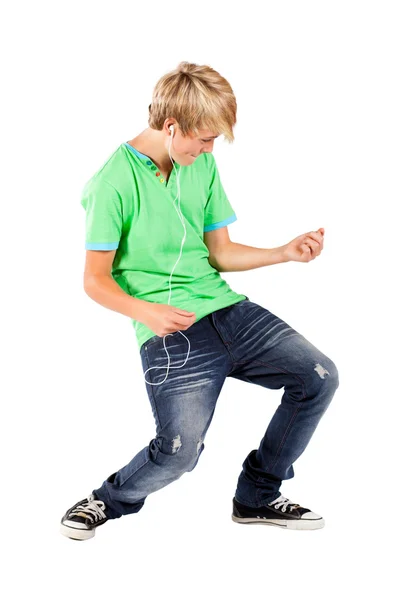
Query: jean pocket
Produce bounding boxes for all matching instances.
[142,334,161,349]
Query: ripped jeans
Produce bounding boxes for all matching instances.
[93,297,339,518]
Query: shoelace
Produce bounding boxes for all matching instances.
[269,494,301,513]
[70,494,106,523]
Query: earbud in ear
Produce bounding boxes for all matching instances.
[169,125,174,135]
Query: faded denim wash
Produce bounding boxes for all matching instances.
[93,297,339,518]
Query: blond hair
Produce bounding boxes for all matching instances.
[148,61,237,143]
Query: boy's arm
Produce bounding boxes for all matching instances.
[209,242,288,272]
[204,227,325,272]
[203,225,231,269]
[83,250,148,321]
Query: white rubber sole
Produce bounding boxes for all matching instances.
[60,523,95,540]
[231,514,325,530]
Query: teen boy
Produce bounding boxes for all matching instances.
[60,61,339,540]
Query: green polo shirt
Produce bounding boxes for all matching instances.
[81,141,247,350]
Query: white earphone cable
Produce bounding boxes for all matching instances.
[143,126,191,385]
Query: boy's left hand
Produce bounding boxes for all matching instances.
[282,227,325,263]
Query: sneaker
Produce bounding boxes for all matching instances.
[60,493,109,540]
[232,494,325,530]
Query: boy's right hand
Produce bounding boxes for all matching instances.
[141,303,197,338]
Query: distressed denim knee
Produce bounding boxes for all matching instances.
[149,433,204,474]
[301,355,339,422]
[309,356,339,395]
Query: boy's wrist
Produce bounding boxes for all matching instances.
[130,297,150,322]
[279,245,291,263]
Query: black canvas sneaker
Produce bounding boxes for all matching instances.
[60,493,109,540]
[232,494,325,530]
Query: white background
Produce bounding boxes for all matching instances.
[1,0,399,598]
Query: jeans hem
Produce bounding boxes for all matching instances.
[92,489,123,520]
[234,492,282,508]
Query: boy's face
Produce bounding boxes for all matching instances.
[166,125,219,166]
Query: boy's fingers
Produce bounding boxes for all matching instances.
[307,231,323,243]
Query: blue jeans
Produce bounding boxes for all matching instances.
[93,298,339,518]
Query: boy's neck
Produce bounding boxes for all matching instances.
[127,128,174,176]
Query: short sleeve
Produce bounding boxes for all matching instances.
[81,179,122,250]
[203,154,237,232]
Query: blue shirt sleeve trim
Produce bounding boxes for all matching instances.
[204,213,237,232]
[86,242,119,250]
